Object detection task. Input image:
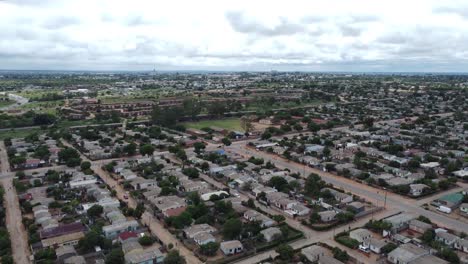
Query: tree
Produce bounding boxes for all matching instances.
[193,142,206,154]
[276,244,294,260]
[140,144,155,156]
[87,205,103,219]
[268,176,289,192]
[123,142,137,155]
[182,168,199,179]
[309,212,320,224]
[332,247,349,262]
[272,215,285,223]
[421,229,435,244]
[80,161,91,171]
[240,117,254,134]
[164,250,186,264]
[105,248,124,264]
[58,148,82,167]
[222,137,232,146]
[138,235,153,246]
[223,218,242,239]
[200,242,219,256]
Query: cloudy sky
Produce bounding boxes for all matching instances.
[1,0,468,72]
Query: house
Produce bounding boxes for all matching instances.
[220,240,243,255]
[384,213,415,233]
[435,230,460,247]
[129,177,158,190]
[41,231,85,248]
[290,203,311,216]
[193,232,216,246]
[408,254,449,264]
[260,227,282,242]
[321,188,353,204]
[301,245,326,262]
[347,202,365,213]
[252,185,277,197]
[64,256,86,264]
[243,210,276,228]
[184,224,217,239]
[25,158,41,169]
[149,195,187,217]
[103,220,139,239]
[387,244,429,264]
[437,193,464,209]
[409,219,432,234]
[349,228,372,245]
[318,255,344,264]
[318,211,337,222]
[409,184,428,197]
[125,248,165,264]
[265,191,289,204]
[369,238,388,254]
[455,239,468,253]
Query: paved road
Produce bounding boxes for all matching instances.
[0,142,32,263]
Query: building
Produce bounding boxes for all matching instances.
[369,238,388,254]
[260,227,282,242]
[384,213,415,233]
[243,210,276,228]
[409,219,432,234]
[184,224,217,239]
[103,220,139,239]
[349,228,372,245]
[435,230,460,247]
[387,244,428,264]
[319,211,337,222]
[321,188,353,204]
[220,240,243,255]
[347,201,365,213]
[301,245,326,262]
[318,255,344,264]
[437,192,464,209]
[193,232,216,246]
[409,184,428,197]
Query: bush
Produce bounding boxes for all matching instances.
[138,235,153,246]
[335,236,360,249]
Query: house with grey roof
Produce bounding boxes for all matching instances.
[301,245,326,262]
[220,240,243,255]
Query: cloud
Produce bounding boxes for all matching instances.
[0,0,468,71]
[225,11,305,36]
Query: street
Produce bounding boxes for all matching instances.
[0,141,31,263]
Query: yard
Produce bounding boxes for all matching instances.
[183,118,244,132]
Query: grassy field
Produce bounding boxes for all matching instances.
[0,100,14,108]
[0,128,43,140]
[183,118,243,132]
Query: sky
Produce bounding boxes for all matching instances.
[1,0,468,72]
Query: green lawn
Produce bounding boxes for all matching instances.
[183,118,243,132]
[0,128,43,140]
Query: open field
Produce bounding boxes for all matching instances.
[0,100,14,108]
[0,128,42,140]
[183,118,243,132]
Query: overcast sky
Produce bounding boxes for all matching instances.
[1,0,468,72]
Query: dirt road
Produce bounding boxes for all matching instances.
[1,178,31,264]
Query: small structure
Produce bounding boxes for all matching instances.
[301,245,326,262]
[220,240,243,255]
[260,227,282,242]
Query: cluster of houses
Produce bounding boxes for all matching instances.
[18,165,167,264]
[253,112,467,199]
[8,136,61,169]
[338,212,468,263]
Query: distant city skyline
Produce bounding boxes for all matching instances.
[1,0,468,72]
